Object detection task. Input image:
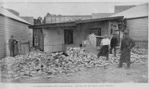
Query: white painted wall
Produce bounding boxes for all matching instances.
[43,28,64,53]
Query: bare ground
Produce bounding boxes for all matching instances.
[1,59,148,83]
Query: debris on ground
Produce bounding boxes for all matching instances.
[0,47,147,80]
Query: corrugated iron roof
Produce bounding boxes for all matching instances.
[75,16,123,23]
[111,4,148,19]
[29,16,123,28]
[0,7,31,25]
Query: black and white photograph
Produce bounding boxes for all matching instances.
[0,0,149,88]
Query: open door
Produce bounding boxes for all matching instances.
[33,29,44,51]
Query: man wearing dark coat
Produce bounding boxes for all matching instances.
[118,32,135,69]
[110,34,118,56]
[9,36,18,57]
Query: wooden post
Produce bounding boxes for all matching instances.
[28,41,30,52]
[19,41,21,54]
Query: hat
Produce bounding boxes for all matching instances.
[123,30,128,34]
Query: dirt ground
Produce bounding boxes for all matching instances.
[1,59,148,83]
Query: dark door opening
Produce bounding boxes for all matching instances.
[64,30,73,44]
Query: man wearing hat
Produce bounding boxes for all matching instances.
[118,31,135,69]
[110,34,118,56]
[9,36,18,57]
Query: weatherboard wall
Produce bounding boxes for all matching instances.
[0,16,6,59]
[127,17,148,48]
[0,15,31,58]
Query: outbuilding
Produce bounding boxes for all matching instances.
[29,16,124,53]
[0,7,31,59]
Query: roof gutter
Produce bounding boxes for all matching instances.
[125,16,148,20]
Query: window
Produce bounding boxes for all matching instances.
[64,30,73,44]
[89,28,101,36]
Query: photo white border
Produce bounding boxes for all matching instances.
[0,0,149,89]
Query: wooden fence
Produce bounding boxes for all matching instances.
[18,41,31,55]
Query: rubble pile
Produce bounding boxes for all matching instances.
[131,48,147,64]
[0,47,147,80]
[132,47,147,55]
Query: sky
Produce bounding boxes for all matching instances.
[0,2,146,18]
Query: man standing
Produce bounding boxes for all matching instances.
[97,35,110,60]
[118,31,135,69]
[9,36,18,57]
[110,34,118,56]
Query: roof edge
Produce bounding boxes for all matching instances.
[29,16,124,29]
[125,16,148,20]
[75,16,124,23]
[0,14,31,25]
